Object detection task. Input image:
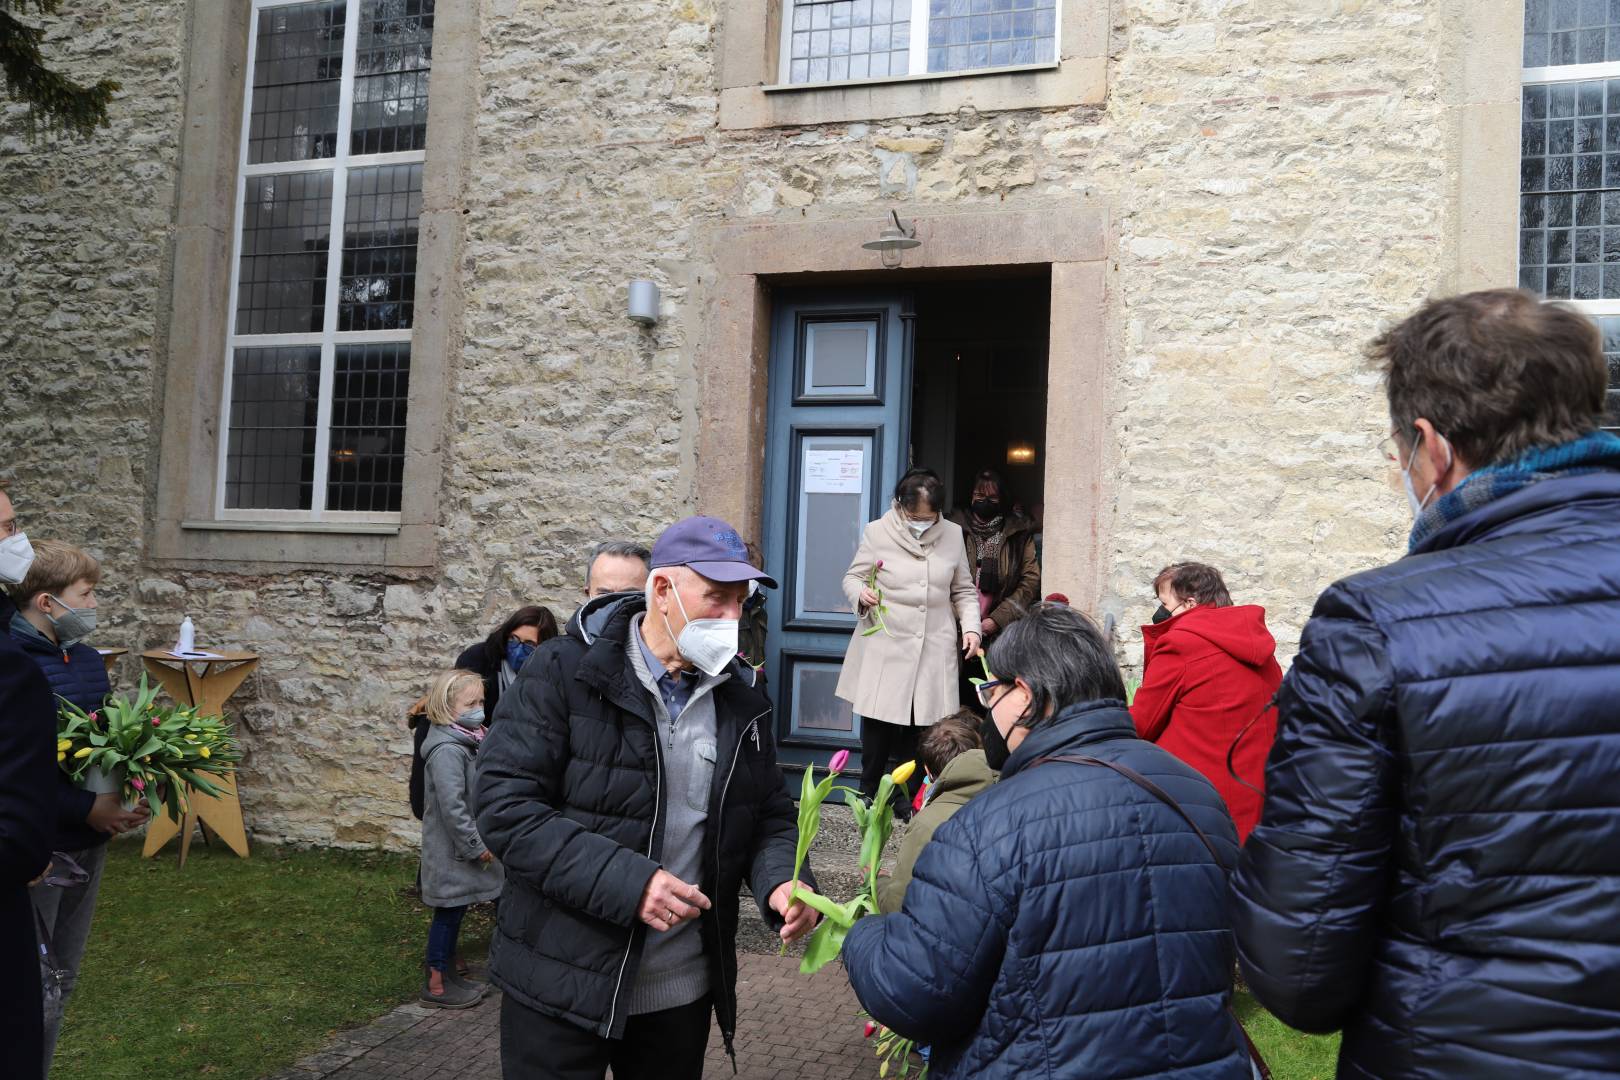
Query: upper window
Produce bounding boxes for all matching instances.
[779,0,1057,86]
[221,0,433,520]
[1520,0,1620,425]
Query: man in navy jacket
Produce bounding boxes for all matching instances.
[1233,289,1620,1078]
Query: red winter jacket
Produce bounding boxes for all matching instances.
[1130,604,1281,841]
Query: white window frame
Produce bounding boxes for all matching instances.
[217,0,425,524]
[1521,57,1620,316]
[775,0,1061,89]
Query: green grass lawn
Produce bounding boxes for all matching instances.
[57,839,1337,1079]
[53,838,492,1080]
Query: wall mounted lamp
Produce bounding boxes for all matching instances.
[628,279,661,325]
[861,210,922,269]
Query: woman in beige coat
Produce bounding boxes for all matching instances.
[836,468,981,806]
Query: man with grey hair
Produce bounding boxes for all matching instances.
[478,515,817,1079]
[585,539,650,598]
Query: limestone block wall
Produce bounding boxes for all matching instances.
[0,0,1480,848]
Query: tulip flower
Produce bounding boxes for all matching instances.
[199,747,211,758]
[890,760,916,785]
[829,749,850,774]
[57,751,66,763]
[73,746,93,759]
[864,1021,878,1039]
[152,716,162,726]
[131,777,145,791]
[57,739,71,752]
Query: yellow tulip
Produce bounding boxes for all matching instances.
[890,760,916,786]
[57,751,66,762]
[73,746,93,759]
[57,739,71,752]
[199,747,211,758]
[185,734,199,742]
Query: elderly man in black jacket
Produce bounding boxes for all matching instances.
[476,515,817,1080]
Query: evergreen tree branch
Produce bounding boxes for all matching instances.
[0,1,119,138]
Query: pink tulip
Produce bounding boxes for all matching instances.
[828,749,850,774]
[875,559,884,569]
[152,717,162,726]
[131,777,145,791]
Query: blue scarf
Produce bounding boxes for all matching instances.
[1409,430,1620,551]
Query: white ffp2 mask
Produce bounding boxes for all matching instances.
[0,531,34,585]
[665,584,739,678]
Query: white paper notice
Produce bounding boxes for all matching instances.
[804,449,864,494]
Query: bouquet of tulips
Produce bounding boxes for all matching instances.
[783,748,916,973]
[56,675,242,822]
[863,1017,926,1078]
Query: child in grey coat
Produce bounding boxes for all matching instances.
[419,668,504,1008]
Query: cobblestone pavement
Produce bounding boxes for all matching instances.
[265,953,882,1080]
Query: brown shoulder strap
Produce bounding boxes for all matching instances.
[1029,753,1228,871]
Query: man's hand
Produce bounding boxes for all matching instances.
[980,616,998,637]
[27,860,51,887]
[639,868,711,933]
[770,879,820,944]
[87,792,150,835]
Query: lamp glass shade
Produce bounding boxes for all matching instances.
[1006,441,1037,465]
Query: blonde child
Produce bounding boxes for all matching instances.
[418,668,503,1008]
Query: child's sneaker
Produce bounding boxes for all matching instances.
[421,967,482,1009]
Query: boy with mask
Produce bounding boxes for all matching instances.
[476,515,819,1080]
[9,539,148,1072]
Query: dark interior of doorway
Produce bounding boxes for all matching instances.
[909,276,1050,519]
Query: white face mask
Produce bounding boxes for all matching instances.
[1400,431,1453,519]
[906,518,934,538]
[663,579,740,678]
[0,531,34,585]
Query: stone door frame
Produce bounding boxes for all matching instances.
[695,204,1112,613]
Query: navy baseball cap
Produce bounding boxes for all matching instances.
[650,515,778,589]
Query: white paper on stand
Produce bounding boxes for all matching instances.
[166,649,227,660]
[804,449,864,494]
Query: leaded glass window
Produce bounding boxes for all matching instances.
[223,0,434,517]
[1521,0,1620,426]
[782,0,1057,86]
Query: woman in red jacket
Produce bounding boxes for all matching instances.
[1130,562,1281,841]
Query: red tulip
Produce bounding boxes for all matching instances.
[829,749,850,774]
[864,1021,878,1039]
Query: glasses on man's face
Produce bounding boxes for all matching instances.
[974,679,1005,709]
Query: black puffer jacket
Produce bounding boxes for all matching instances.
[474,595,808,1051]
[1232,471,1620,1078]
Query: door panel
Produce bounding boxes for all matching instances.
[763,292,912,773]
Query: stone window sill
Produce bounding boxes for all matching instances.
[721,56,1104,129]
[181,519,402,536]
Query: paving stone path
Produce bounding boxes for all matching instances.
[265,953,883,1080]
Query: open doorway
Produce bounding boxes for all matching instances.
[760,273,1052,772]
[909,277,1050,521]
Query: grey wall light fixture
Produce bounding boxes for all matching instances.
[628,280,660,325]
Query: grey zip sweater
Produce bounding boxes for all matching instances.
[625,615,726,1014]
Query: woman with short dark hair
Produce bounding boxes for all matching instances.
[1133,561,1281,841]
[843,603,1253,1079]
[837,467,980,808]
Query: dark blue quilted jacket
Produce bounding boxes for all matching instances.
[842,700,1252,1080]
[10,620,109,851]
[1231,471,1620,1079]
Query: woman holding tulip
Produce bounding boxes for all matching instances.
[835,468,980,809]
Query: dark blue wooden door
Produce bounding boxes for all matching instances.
[761,291,913,773]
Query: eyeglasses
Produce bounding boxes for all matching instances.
[974,679,1005,708]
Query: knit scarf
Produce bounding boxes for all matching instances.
[968,516,1005,592]
[1409,430,1620,551]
